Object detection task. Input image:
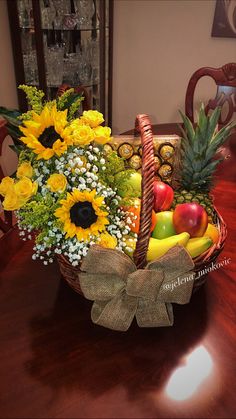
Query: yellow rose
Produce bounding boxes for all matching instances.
[72,125,95,146]
[16,161,33,179]
[3,190,22,211]
[14,177,38,201]
[47,173,67,193]
[70,119,84,130]
[81,110,104,128]
[98,232,117,249]
[93,126,112,145]
[0,176,14,197]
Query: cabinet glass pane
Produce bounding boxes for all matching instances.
[40,0,102,112]
[10,0,111,123]
[17,0,39,86]
[18,0,34,28]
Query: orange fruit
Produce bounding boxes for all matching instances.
[123,202,156,234]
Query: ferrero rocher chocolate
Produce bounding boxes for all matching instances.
[118,143,134,159]
[154,156,162,171]
[158,163,173,178]
[103,144,113,155]
[129,154,142,169]
[159,144,175,160]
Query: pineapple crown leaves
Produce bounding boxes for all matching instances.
[179,103,236,191]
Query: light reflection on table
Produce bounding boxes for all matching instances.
[165,345,213,401]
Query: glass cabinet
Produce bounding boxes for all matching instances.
[7,0,113,125]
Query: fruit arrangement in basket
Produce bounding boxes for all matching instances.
[0,86,234,331]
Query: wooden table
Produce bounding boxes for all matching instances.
[0,146,236,418]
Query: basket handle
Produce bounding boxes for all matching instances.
[133,114,155,268]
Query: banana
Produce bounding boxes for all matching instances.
[146,232,190,262]
[185,236,213,258]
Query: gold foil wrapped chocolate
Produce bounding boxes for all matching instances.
[118,143,134,159]
[103,144,113,155]
[159,144,175,160]
[129,154,142,170]
[154,156,162,171]
[158,163,173,179]
[107,134,181,186]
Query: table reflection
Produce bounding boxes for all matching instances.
[165,345,213,401]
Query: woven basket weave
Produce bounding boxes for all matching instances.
[57,114,227,295]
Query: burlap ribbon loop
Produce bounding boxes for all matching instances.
[79,244,195,331]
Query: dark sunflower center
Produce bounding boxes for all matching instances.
[70,201,98,229]
[38,126,62,148]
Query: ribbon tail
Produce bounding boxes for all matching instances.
[136,299,174,327]
[91,290,138,332]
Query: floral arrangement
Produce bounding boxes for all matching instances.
[0,86,137,266]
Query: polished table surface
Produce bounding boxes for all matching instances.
[0,139,236,418]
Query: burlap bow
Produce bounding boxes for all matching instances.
[79,244,195,331]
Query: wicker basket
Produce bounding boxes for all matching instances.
[57,114,227,295]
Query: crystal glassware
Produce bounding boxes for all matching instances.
[74,0,95,29]
[46,45,65,86]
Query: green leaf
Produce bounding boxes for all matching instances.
[198,103,208,138]
[0,106,21,119]
[57,90,84,115]
[200,160,219,177]
[205,125,232,161]
[206,106,221,143]
[179,111,195,145]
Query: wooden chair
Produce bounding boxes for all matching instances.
[185,63,236,125]
[57,84,91,111]
[0,119,15,233]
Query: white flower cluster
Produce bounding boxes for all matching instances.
[18,144,136,265]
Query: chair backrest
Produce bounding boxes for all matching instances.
[0,119,15,232]
[185,63,236,125]
[57,84,91,111]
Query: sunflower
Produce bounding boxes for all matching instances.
[55,189,109,241]
[19,104,73,160]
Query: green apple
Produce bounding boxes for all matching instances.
[116,171,142,198]
[152,211,176,239]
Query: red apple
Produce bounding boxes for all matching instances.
[173,203,208,237]
[153,181,174,212]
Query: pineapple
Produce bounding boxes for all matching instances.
[173,104,235,221]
